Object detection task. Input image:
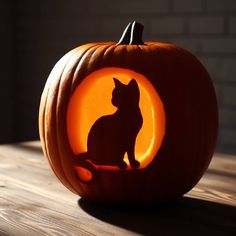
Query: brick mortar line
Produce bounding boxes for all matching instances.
[202,0,207,13]
[16,11,236,20]
[168,0,174,13]
[224,14,230,35]
[214,80,236,85]
[197,52,236,57]
[220,103,236,110]
[15,32,236,40]
[219,126,236,131]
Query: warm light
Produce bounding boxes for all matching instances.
[67,67,165,169]
[74,166,93,182]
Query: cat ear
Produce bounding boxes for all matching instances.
[128,79,138,89]
[113,78,123,87]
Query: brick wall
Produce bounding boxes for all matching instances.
[2,0,236,153]
[0,1,14,143]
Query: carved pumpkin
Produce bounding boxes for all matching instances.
[39,22,218,204]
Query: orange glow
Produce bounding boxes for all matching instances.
[67,67,165,169]
[74,166,93,182]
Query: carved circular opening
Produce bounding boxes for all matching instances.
[67,67,165,169]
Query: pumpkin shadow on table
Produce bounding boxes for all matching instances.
[78,196,236,236]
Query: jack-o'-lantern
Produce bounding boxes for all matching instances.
[39,22,218,204]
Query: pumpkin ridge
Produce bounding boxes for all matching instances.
[67,44,112,196]
[44,48,87,193]
[40,49,78,169]
[100,44,117,69]
[70,44,116,195]
[112,44,130,68]
[55,45,101,194]
[85,44,113,74]
[40,49,78,153]
[70,45,104,91]
[65,45,114,195]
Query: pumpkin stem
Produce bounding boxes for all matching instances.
[129,21,145,45]
[117,21,145,45]
[117,22,132,45]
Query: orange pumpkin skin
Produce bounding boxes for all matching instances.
[39,22,218,204]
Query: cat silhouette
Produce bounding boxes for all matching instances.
[75,78,143,172]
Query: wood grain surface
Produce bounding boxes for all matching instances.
[0,142,236,236]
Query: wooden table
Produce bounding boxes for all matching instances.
[0,142,236,236]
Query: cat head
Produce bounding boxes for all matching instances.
[111,78,140,108]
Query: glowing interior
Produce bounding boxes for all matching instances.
[74,166,93,182]
[67,67,165,169]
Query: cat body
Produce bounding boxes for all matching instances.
[77,78,143,169]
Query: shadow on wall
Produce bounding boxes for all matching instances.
[0,0,236,154]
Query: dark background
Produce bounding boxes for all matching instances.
[1,0,236,154]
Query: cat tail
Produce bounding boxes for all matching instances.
[74,152,96,184]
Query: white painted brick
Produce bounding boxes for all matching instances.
[198,57,221,80]
[0,1,14,141]
[5,0,236,152]
[200,38,236,54]
[220,129,236,146]
[207,0,236,12]
[213,83,221,103]
[120,0,169,14]
[80,0,115,15]
[173,0,202,12]
[217,144,236,154]
[198,57,236,82]
[18,18,102,37]
[150,17,185,34]
[229,16,236,34]
[217,58,236,82]
[223,86,236,106]
[100,18,150,36]
[169,38,198,53]
[219,108,236,128]
[189,16,224,34]
[18,0,89,17]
